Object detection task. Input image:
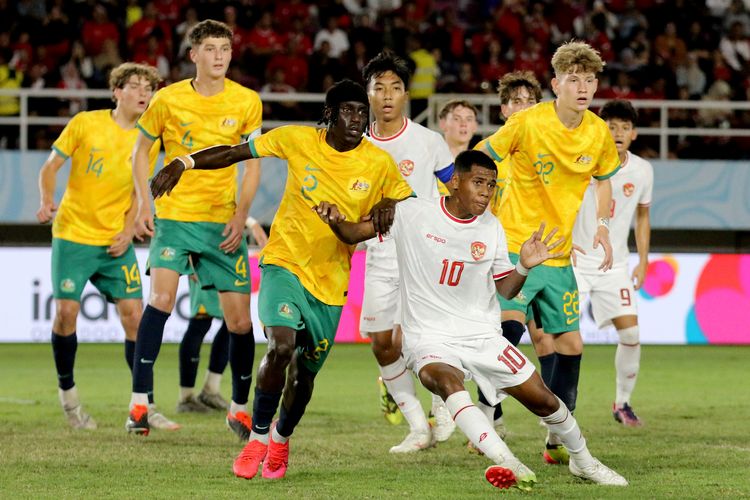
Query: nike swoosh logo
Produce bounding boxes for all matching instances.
[255,424,269,430]
[537,153,552,159]
[190,357,200,363]
[126,286,141,293]
[179,121,194,127]
[140,358,154,364]
[240,374,252,381]
[234,279,249,286]
[91,147,103,152]
[566,317,577,325]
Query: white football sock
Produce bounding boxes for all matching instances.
[203,371,222,394]
[272,425,289,444]
[130,392,149,408]
[250,431,270,443]
[179,387,194,401]
[431,393,443,412]
[541,397,594,468]
[230,401,247,415]
[615,328,641,405]
[476,399,495,425]
[445,391,515,464]
[59,386,79,409]
[380,358,429,432]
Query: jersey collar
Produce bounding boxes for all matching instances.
[440,196,477,224]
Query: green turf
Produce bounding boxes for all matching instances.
[1,343,749,498]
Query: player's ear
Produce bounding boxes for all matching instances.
[449,172,459,190]
[630,128,638,141]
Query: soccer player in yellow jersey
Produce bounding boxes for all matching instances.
[150,79,414,480]
[126,20,263,438]
[36,62,161,430]
[470,71,544,446]
[478,41,619,465]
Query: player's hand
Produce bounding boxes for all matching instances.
[593,225,613,272]
[108,229,133,257]
[313,201,346,225]
[518,222,565,269]
[220,212,245,253]
[245,217,269,248]
[36,200,57,224]
[134,203,154,240]
[367,198,398,234]
[570,243,586,267]
[150,158,187,199]
[632,260,648,290]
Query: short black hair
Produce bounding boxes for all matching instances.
[455,150,497,174]
[189,19,233,48]
[600,99,638,125]
[319,79,369,126]
[362,50,411,88]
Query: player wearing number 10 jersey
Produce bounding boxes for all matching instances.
[314,150,627,490]
[36,62,161,430]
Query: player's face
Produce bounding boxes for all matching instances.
[329,100,368,148]
[606,118,637,155]
[367,70,408,123]
[190,36,232,79]
[452,165,497,216]
[501,86,537,119]
[114,74,154,115]
[439,105,478,145]
[552,70,598,113]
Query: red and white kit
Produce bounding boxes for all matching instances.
[360,118,454,334]
[390,197,535,404]
[572,151,654,327]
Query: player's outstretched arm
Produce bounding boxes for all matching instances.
[632,205,651,290]
[313,201,376,245]
[593,178,613,271]
[37,151,66,224]
[150,142,253,199]
[496,222,565,299]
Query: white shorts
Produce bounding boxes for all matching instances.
[359,270,401,335]
[403,334,535,406]
[574,267,638,328]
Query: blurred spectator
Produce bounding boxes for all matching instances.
[0,50,23,148]
[479,39,510,87]
[93,39,123,82]
[309,41,341,91]
[10,31,33,73]
[720,21,750,72]
[275,0,310,32]
[247,11,283,62]
[175,6,199,59]
[134,35,170,80]
[267,38,310,90]
[127,2,172,64]
[617,0,648,41]
[154,0,186,26]
[67,40,95,86]
[125,0,142,28]
[16,0,46,22]
[654,22,688,68]
[314,16,350,59]
[41,5,72,64]
[81,4,120,57]
[408,35,438,117]
[261,67,301,120]
[56,61,87,116]
[494,0,525,52]
[675,53,707,98]
[223,6,250,61]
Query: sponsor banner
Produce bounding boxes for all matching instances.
[0,248,748,344]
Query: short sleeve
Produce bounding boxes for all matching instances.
[136,90,169,141]
[248,126,293,160]
[52,113,84,159]
[432,134,454,172]
[639,160,654,206]
[492,221,514,280]
[481,112,522,163]
[240,91,263,142]
[381,155,415,200]
[593,129,621,180]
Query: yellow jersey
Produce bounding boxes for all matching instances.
[250,126,414,305]
[475,137,511,218]
[137,78,262,223]
[483,102,620,266]
[52,109,159,246]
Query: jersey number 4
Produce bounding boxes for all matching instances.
[439,259,464,286]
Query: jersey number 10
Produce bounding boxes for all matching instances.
[439,259,464,286]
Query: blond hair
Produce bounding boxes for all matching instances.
[497,71,542,105]
[108,62,161,99]
[438,99,478,120]
[551,41,605,76]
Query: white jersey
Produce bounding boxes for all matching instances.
[573,151,653,272]
[390,197,515,342]
[365,118,455,275]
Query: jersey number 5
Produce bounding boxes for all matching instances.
[439,259,464,286]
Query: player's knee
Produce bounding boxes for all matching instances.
[617,325,640,345]
[224,316,251,334]
[55,301,80,332]
[370,332,397,363]
[267,341,295,366]
[148,291,175,313]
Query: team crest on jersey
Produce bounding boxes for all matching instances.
[623,183,635,197]
[398,159,415,177]
[348,177,371,199]
[574,154,593,165]
[221,118,237,128]
[160,247,176,261]
[470,241,486,261]
[278,303,293,319]
[60,279,75,293]
[513,290,528,304]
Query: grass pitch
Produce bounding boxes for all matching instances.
[1,343,749,498]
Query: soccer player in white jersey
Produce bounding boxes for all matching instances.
[361,50,457,451]
[571,100,652,426]
[313,150,628,490]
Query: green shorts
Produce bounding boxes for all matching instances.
[52,238,143,302]
[148,218,251,294]
[189,277,223,318]
[258,264,343,374]
[498,253,579,334]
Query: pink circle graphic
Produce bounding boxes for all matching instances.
[694,255,750,344]
[640,258,678,300]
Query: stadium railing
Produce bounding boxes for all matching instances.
[2,88,750,159]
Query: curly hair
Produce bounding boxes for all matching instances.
[108,62,161,101]
[551,41,605,76]
[188,19,232,48]
[497,71,542,105]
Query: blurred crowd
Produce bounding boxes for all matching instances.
[1,0,750,157]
